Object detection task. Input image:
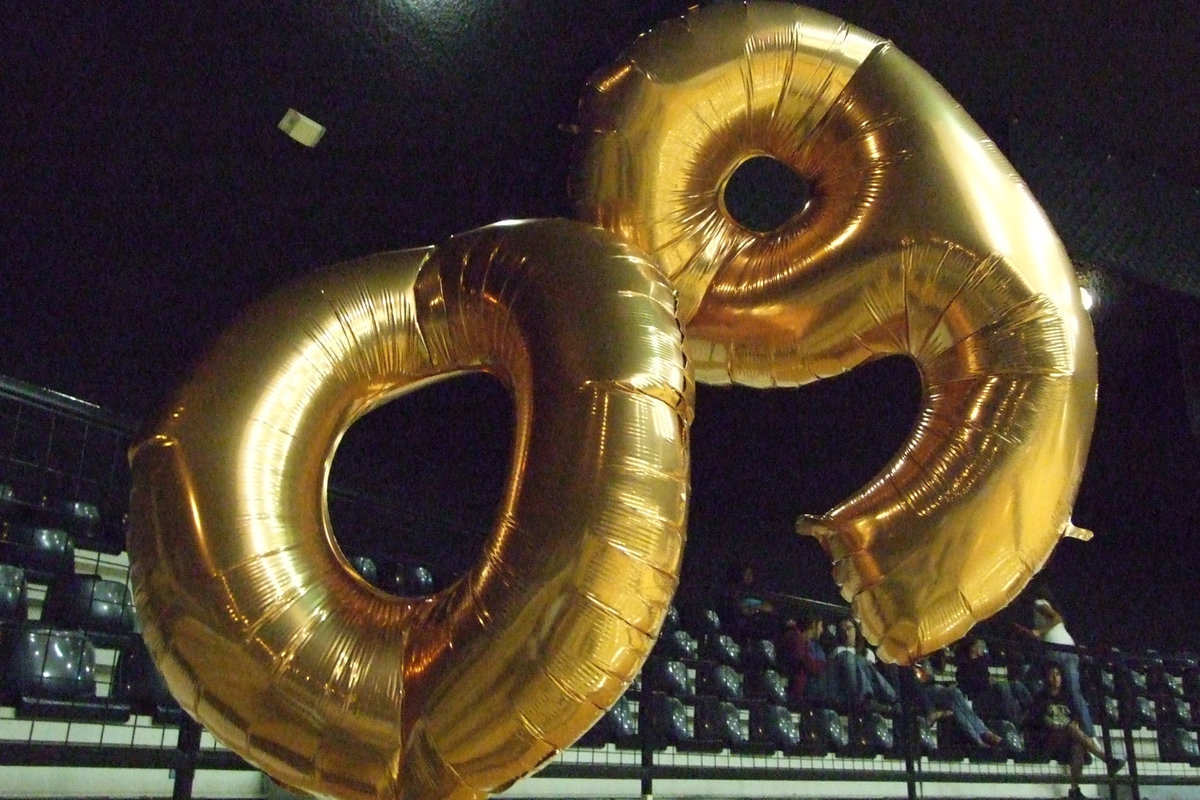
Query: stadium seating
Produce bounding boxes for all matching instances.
[0,623,130,722]
[40,572,137,648]
[0,564,27,622]
[0,524,75,581]
[111,638,184,726]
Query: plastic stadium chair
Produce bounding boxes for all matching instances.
[41,572,136,647]
[0,564,27,622]
[686,696,747,752]
[0,483,15,516]
[656,628,698,661]
[695,661,744,702]
[680,604,722,639]
[645,657,692,699]
[660,604,680,636]
[848,711,895,756]
[112,638,183,725]
[745,667,789,705]
[749,703,801,754]
[646,692,692,748]
[575,694,638,749]
[348,555,379,586]
[742,638,777,671]
[1125,695,1157,728]
[699,632,742,667]
[0,624,130,722]
[1159,726,1200,765]
[0,525,75,582]
[56,499,101,541]
[404,565,435,595]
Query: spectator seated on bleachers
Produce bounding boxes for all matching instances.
[722,564,777,641]
[776,613,828,707]
[956,636,1033,725]
[905,658,1004,750]
[1026,660,1124,799]
[825,618,899,714]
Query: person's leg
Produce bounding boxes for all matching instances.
[946,686,997,745]
[866,663,898,705]
[1058,652,1095,737]
[1068,740,1086,797]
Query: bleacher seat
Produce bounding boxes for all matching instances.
[742,638,777,671]
[111,637,183,725]
[848,710,894,756]
[0,624,130,722]
[0,524,74,581]
[403,565,434,595]
[0,564,27,621]
[41,572,136,647]
[646,692,691,748]
[660,604,680,636]
[699,632,742,667]
[749,703,801,754]
[745,667,788,705]
[576,694,639,749]
[0,483,15,516]
[695,661,744,701]
[349,555,379,585]
[682,605,722,639]
[1161,695,1193,726]
[687,696,747,752]
[1159,726,1200,765]
[645,657,692,699]
[1125,695,1157,727]
[57,499,100,541]
[656,628,698,660]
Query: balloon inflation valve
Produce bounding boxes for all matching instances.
[1063,521,1094,541]
[278,108,326,147]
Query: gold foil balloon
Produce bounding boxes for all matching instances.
[127,219,692,800]
[571,1,1098,662]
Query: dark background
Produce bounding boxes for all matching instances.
[3,1,1199,652]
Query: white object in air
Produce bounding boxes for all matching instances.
[278,109,326,147]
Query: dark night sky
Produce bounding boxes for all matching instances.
[2,1,1199,653]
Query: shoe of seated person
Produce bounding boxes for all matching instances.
[1107,756,1126,773]
[1067,788,1085,800]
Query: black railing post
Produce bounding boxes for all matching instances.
[639,668,654,800]
[1111,650,1142,800]
[172,714,203,800]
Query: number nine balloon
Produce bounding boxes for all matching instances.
[128,4,1096,800]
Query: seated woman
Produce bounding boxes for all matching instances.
[1027,660,1124,800]
[776,613,829,706]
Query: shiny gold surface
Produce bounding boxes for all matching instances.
[127,219,692,800]
[572,1,1097,662]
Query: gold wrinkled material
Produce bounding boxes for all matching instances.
[572,1,1097,662]
[127,219,692,800]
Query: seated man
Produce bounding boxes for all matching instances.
[956,637,1032,725]
[908,658,1004,749]
[825,618,899,713]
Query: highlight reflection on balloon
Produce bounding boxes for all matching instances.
[127,220,692,800]
[571,1,1097,662]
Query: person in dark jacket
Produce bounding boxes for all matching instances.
[1027,660,1124,800]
